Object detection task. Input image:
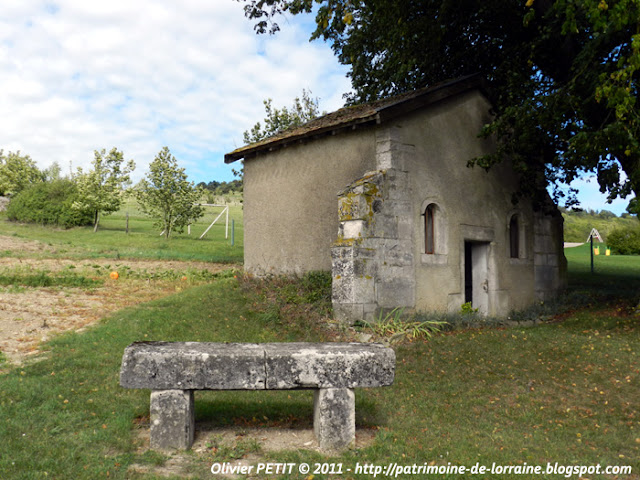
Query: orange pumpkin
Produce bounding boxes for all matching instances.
[110,271,119,280]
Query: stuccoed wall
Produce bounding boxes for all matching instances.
[331,91,566,321]
[240,87,566,320]
[242,130,376,275]
[397,91,540,315]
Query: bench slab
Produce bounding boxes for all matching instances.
[120,341,395,390]
[120,341,395,451]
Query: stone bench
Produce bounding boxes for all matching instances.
[119,341,395,451]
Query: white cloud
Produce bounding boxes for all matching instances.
[0,0,351,183]
[6,2,625,216]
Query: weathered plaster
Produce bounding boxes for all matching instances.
[236,85,566,322]
[242,130,376,275]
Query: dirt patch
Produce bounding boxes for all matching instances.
[0,256,230,275]
[0,235,234,365]
[0,234,58,254]
[128,425,376,478]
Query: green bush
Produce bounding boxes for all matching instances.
[6,179,93,228]
[607,225,640,255]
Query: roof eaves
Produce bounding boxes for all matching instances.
[224,112,380,163]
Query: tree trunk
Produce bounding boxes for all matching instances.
[93,211,99,233]
[164,217,171,239]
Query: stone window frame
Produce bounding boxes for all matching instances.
[507,210,528,263]
[420,199,448,265]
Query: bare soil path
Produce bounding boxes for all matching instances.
[0,235,232,365]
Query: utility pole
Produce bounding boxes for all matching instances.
[590,234,594,274]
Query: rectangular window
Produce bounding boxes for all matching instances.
[509,215,519,258]
[425,205,435,254]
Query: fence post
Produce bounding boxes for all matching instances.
[225,206,229,239]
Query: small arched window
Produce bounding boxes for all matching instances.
[509,214,519,258]
[425,204,436,254]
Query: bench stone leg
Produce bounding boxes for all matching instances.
[313,388,355,451]
[150,390,194,450]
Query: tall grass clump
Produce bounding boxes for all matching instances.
[358,308,445,341]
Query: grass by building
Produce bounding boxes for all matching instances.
[0,199,243,264]
[0,206,637,479]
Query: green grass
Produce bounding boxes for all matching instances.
[564,243,640,300]
[0,212,638,478]
[0,276,328,479]
[0,256,638,479]
[0,199,243,263]
[0,269,101,288]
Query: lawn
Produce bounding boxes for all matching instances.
[0,199,243,263]
[0,219,638,478]
[564,243,640,299]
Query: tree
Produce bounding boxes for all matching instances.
[43,161,63,182]
[135,147,204,239]
[243,89,321,144]
[598,209,617,219]
[73,148,135,232]
[0,150,43,196]
[239,0,640,210]
[234,89,322,179]
[627,197,639,217]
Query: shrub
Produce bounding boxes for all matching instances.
[607,225,640,255]
[6,179,93,228]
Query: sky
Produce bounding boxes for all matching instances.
[0,1,633,215]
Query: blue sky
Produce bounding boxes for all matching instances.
[1,1,633,215]
[1,1,350,183]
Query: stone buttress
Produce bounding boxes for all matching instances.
[533,210,567,300]
[331,127,416,323]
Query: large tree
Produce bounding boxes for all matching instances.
[240,0,640,210]
[73,148,135,232]
[135,147,204,239]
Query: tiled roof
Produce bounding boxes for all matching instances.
[224,74,483,163]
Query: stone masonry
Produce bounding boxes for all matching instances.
[533,211,568,300]
[332,127,416,323]
[120,342,395,451]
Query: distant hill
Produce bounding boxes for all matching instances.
[562,210,638,243]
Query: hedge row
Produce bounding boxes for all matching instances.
[6,179,93,228]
